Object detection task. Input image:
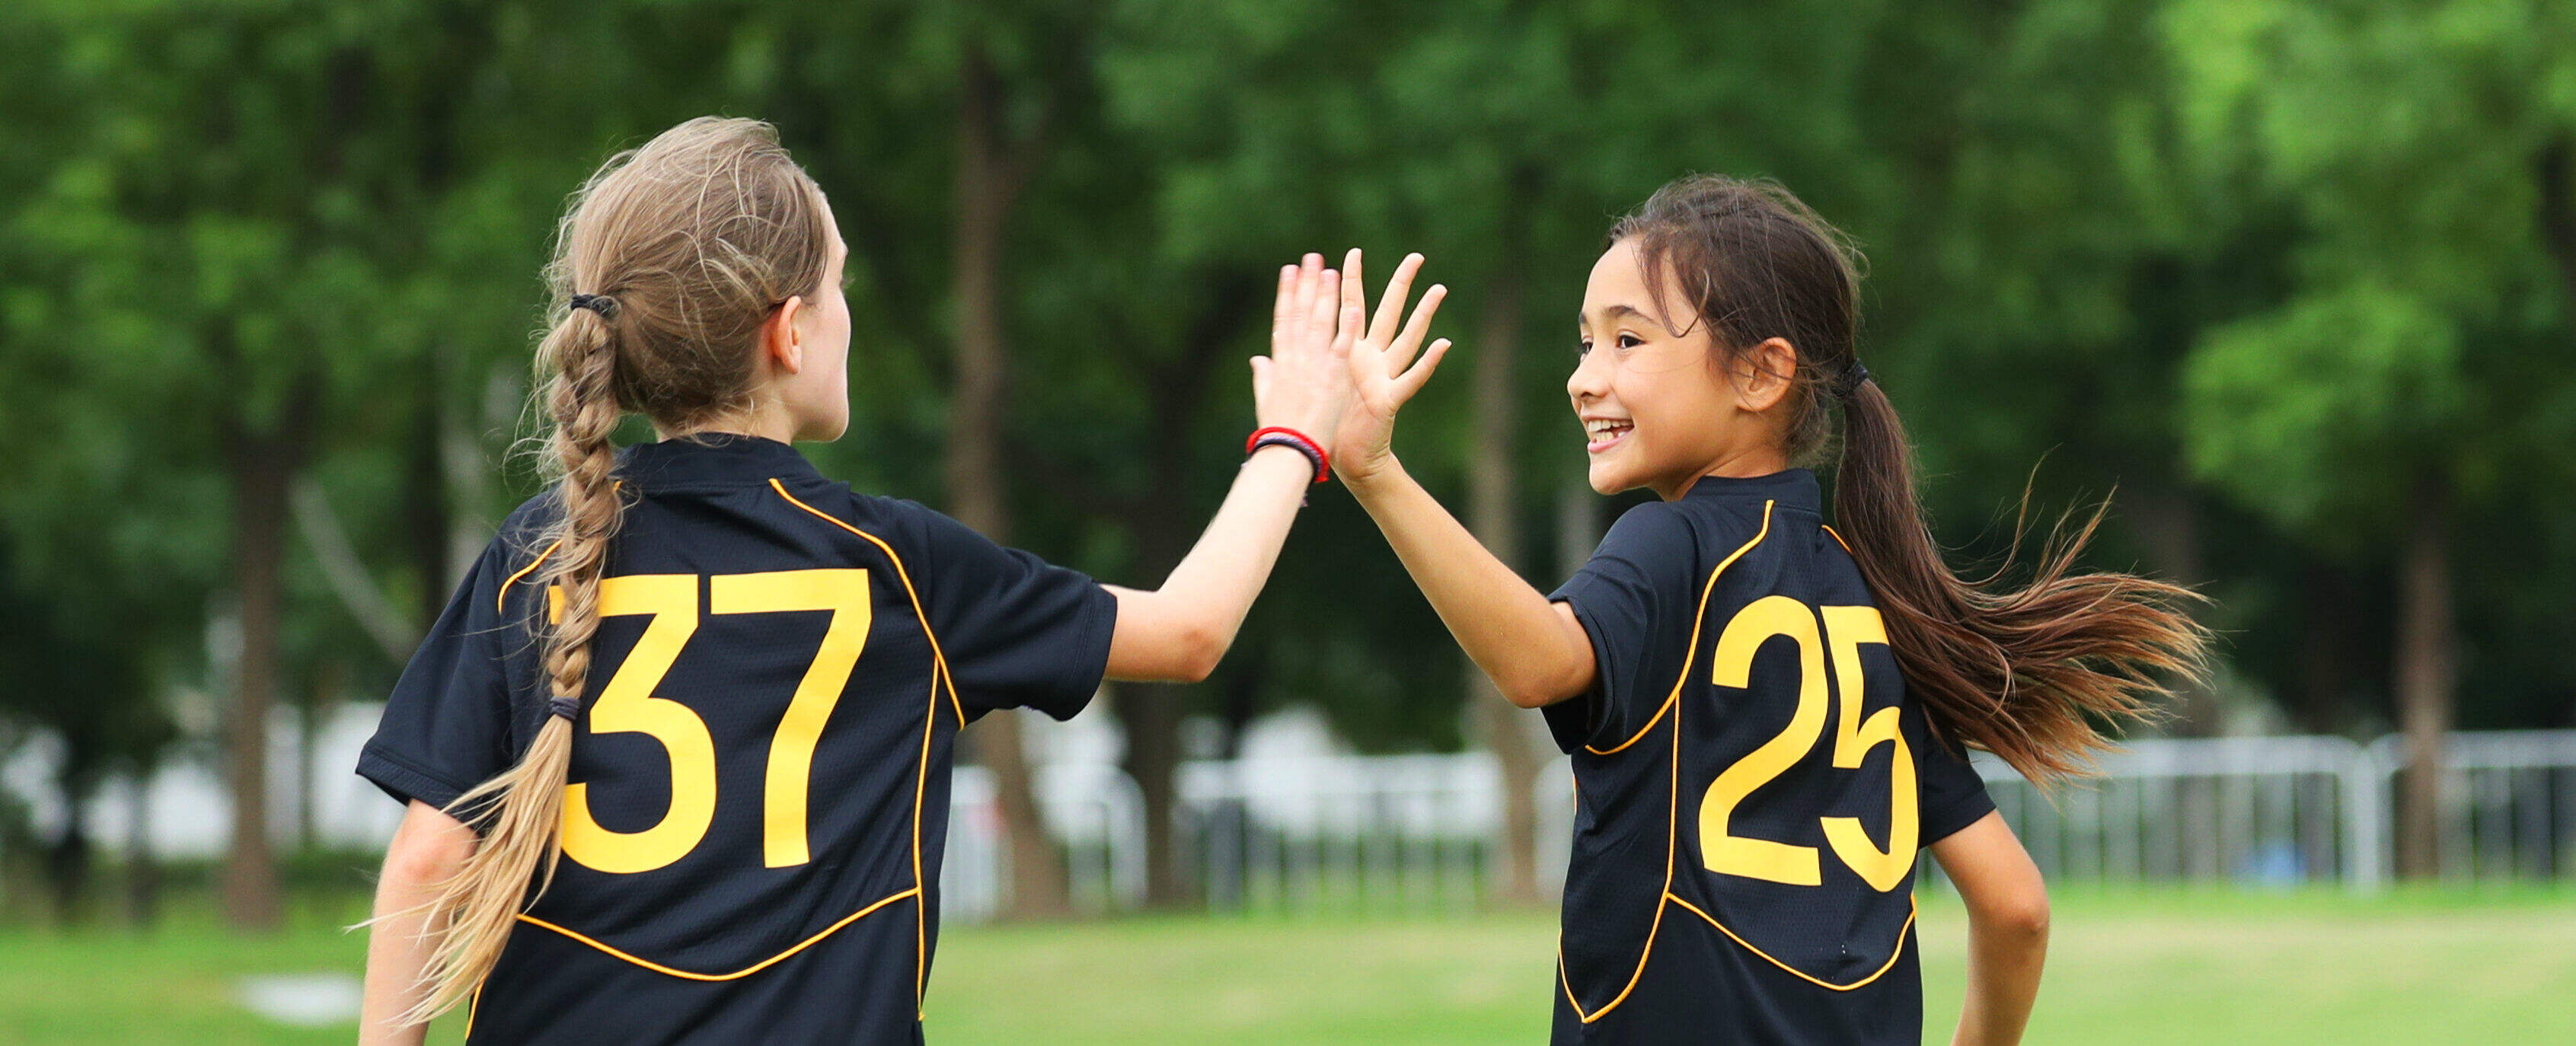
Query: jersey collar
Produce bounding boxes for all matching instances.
[615,432,822,490]
[1681,467,1822,512]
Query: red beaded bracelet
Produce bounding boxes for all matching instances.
[1245,426,1331,483]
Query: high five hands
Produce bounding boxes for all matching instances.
[1253,250,1448,485]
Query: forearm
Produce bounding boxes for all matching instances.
[1953,912,2048,1045]
[359,806,472,1044]
[1345,458,1592,706]
[1105,445,1311,681]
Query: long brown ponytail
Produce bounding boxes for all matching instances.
[1614,175,2211,784]
[388,116,832,1023]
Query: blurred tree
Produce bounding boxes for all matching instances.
[2166,0,2576,875]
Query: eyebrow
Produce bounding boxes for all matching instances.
[1579,302,1661,332]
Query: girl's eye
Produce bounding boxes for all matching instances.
[1576,339,1593,358]
[1617,333,1643,350]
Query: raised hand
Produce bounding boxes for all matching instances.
[1251,254,1357,450]
[1331,248,1450,485]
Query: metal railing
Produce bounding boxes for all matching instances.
[942,731,2576,921]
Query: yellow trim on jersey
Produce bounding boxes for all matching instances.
[1666,892,1917,992]
[767,478,960,1016]
[769,480,969,729]
[1582,505,1775,756]
[498,539,563,615]
[1821,523,1853,555]
[513,887,920,981]
[495,481,624,615]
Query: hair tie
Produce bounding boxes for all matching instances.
[547,694,582,721]
[1832,360,1870,400]
[568,293,618,319]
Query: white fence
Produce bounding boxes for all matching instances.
[943,731,2576,921]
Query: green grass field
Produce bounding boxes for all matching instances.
[2,886,2568,1044]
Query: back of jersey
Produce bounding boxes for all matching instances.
[1545,469,1993,1044]
[359,435,1115,1044]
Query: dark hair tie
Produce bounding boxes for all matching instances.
[547,694,583,721]
[1832,360,1870,400]
[568,293,618,319]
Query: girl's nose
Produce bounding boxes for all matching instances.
[1567,349,1609,402]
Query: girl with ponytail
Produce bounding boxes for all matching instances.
[1333,176,2207,1044]
[355,117,1408,1044]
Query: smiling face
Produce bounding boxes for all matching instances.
[1571,238,1796,500]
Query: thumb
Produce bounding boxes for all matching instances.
[1249,355,1272,398]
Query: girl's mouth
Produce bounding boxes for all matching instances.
[1583,417,1633,454]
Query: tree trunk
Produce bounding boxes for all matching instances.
[2393,469,2456,879]
[125,761,159,930]
[2128,486,2221,736]
[2293,560,2354,735]
[223,433,289,931]
[948,43,1068,920]
[44,790,90,926]
[1466,260,1550,907]
[219,371,318,933]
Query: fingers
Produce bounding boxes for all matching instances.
[1271,263,1297,343]
[1341,248,1366,324]
[1304,266,1341,350]
[1286,253,1325,355]
[1386,283,1448,372]
[1369,253,1425,346]
[1391,337,1452,403]
[1335,301,1365,359]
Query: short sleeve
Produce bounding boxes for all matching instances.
[904,503,1116,721]
[356,541,530,812]
[1916,712,1997,843]
[1543,504,1703,754]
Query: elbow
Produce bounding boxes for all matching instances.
[383,817,476,888]
[1170,623,1227,684]
[1986,892,2051,944]
[1495,669,1580,710]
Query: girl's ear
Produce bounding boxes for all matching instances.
[765,296,807,375]
[1731,336,1799,413]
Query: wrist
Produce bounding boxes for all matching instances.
[1341,452,1404,496]
[1246,426,1329,484]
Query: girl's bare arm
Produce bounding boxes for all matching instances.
[359,799,477,1044]
[1930,811,2050,1046]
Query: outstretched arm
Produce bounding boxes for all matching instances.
[1103,254,1355,683]
[1932,811,2050,1046]
[1333,250,1596,708]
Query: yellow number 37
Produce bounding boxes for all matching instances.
[1697,596,1918,893]
[549,570,872,875]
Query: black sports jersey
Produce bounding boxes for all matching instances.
[1543,469,1993,1045]
[357,435,1116,1044]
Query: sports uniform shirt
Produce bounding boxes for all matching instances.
[1543,469,1994,1045]
[357,434,1116,1044]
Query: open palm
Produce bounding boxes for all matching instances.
[1332,249,1451,484]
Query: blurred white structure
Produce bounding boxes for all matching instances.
[5,703,2574,918]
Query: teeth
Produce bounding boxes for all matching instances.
[1585,419,1631,438]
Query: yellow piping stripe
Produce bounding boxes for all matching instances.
[767,478,956,1015]
[1667,892,1917,992]
[498,539,563,615]
[1821,523,1853,555]
[1585,504,1772,756]
[514,888,919,981]
[769,480,969,729]
[464,983,478,1038]
[496,480,624,615]
[1567,501,1774,1024]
